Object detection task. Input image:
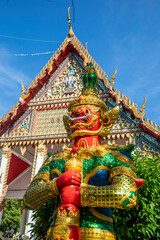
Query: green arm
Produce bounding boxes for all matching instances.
[23,177,59,210]
[81,175,137,209]
[23,155,60,210]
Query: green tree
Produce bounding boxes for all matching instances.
[112,151,160,240]
[29,198,58,240]
[0,199,21,232]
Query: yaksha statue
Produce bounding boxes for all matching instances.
[24,63,144,240]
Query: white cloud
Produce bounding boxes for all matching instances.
[0,47,30,118]
[0,48,30,88]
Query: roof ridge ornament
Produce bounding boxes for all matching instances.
[21,81,26,95]
[67,7,74,38]
[140,97,147,113]
[109,68,117,89]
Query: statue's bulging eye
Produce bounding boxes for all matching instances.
[103,117,109,123]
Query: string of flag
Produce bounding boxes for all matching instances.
[0,34,62,43]
[0,34,62,56]
[1,50,55,57]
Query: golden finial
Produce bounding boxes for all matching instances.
[21,81,26,95]
[140,97,147,112]
[85,41,88,51]
[109,68,117,88]
[67,7,74,38]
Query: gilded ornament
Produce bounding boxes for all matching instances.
[140,97,147,113]
[81,175,138,209]
[67,7,74,38]
[51,225,73,240]
[109,166,143,183]
[55,208,79,226]
[23,178,59,210]
[109,68,117,88]
[89,207,113,223]
[21,81,26,95]
[80,227,116,240]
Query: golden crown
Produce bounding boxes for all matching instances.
[68,63,108,111]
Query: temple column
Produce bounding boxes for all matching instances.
[25,142,47,237]
[0,145,12,203]
[20,206,27,234]
[32,142,48,177]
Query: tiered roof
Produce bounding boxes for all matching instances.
[0,21,159,143]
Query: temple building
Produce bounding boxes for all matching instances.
[0,10,160,234]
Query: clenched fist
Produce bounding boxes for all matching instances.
[56,169,81,192]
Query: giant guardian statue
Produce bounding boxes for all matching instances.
[24,63,144,240]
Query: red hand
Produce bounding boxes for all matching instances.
[56,169,81,192]
[61,185,81,206]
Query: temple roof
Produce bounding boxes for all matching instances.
[0,34,160,143]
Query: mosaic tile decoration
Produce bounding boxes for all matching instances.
[9,113,32,137]
[34,108,68,135]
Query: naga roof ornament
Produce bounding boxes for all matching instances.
[109,68,117,89]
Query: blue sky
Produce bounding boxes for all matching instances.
[0,0,160,125]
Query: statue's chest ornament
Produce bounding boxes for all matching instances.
[53,145,135,177]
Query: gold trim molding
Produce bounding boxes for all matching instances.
[84,166,110,184]
[80,228,116,240]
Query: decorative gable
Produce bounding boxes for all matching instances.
[40,55,84,101]
[0,34,159,158]
[2,52,108,144]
